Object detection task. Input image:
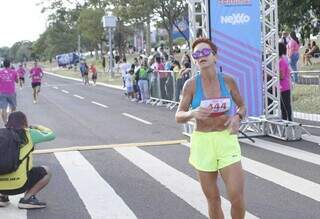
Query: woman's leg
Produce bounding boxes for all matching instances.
[24,166,51,199]
[33,87,37,102]
[281,90,292,121]
[138,80,145,102]
[220,162,245,219]
[198,171,225,219]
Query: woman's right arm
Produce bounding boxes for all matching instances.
[29,125,56,145]
[175,79,211,123]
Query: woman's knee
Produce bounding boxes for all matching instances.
[206,193,222,206]
[228,189,244,207]
[41,166,52,179]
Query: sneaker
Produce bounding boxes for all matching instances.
[18,195,46,209]
[0,195,9,207]
[33,100,37,104]
[138,100,144,104]
[131,98,137,102]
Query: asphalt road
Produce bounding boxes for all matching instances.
[1,74,320,219]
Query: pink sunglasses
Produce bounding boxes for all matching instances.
[192,48,215,59]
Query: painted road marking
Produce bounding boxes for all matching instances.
[0,194,26,219]
[242,157,320,202]
[302,134,320,145]
[55,151,137,219]
[182,142,320,202]
[115,146,259,219]
[61,90,69,94]
[239,138,320,166]
[33,140,188,154]
[122,113,152,125]
[73,94,85,100]
[91,101,108,108]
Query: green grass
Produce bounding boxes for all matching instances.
[292,84,320,114]
[42,59,123,87]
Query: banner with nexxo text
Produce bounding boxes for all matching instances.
[209,0,263,116]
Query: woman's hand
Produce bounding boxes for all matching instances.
[191,107,211,121]
[224,115,241,134]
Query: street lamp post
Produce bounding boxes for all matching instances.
[102,14,117,78]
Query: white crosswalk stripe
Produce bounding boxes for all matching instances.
[0,195,26,219]
[239,138,320,166]
[55,151,137,219]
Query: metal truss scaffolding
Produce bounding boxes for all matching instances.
[188,0,209,42]
[261,0,281,118]
[187,0,303,141]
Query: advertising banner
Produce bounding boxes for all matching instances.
[209,0,263,116]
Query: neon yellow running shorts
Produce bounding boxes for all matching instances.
[189,130,241,172]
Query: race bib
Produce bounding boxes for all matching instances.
[200,98,231,114]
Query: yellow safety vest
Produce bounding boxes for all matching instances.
[0,130,33,190]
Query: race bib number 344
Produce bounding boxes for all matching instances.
[200,98,231,113]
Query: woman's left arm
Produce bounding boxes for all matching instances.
[226,76,246,119]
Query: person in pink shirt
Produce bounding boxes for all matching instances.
[279,43,292,121]
[286,31,300,82]
[153,56,167,99]
[17,64,26,88]
[0,59,18,124]
[29,61,43,104]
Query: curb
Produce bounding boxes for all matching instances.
[44,71,124,91]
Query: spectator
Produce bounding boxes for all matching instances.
[173,60,182,101]
[279,43,292,121]
[102,55,106,72]
[0,59,18,124]
[175,61,191,102]
[303,41,320,66]
[114,51,120,64]
[0,111,55,209]
[165,56,173,71]
[137,60,150,103]
[279,31,289,46]
[181,51,191,67]
[287,31,300,82]
[119,58,131,88]
[125,69,135,100]
[153,56,167,99]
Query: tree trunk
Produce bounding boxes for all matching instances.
[146,15,151,56]
[168,24,174,55]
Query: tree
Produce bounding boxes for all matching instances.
[112,0,156,55]
[153,0,188,53]
[0,47,10,59]
[278,0,320,43]
[77,8,105,58]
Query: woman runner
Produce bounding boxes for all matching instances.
[175,38,246,219]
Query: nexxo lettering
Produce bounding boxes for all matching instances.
[221,13,250,25]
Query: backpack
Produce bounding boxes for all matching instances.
[0,128,31,175]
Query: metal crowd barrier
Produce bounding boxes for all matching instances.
[147,69,191,110]
[291,70,320,122]
[148,70,178,110]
